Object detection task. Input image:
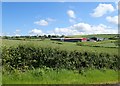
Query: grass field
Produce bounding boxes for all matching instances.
[2,68,118,84]
[1,34,119,84]
[67,34,118,38]
[1,39,118,55]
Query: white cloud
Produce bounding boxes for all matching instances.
[29,29,44,36]
[106,16,118,25]
[16,29,20,33]
[15,34,21,36]
[58,0,66,3]
[67,10,76,18]
[115,2,118,10]
[14,29,21,36]
[1,33,11,36]
[46,18,56,22]
[45,31,56,36]
[34,20,48,26]
[0,32,3,36]
[53,23,117,36]
[69,19,76,24]
[91,4,115,17]
[34,18,55,26]
[28,22,117,36]
[54,27,80,36]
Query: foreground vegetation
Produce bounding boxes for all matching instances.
[3,68,118,84]
[2,43,119,84]
[2,44,119,71]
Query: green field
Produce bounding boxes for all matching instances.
[3,69,118,84]
[67,34,118,38]
[1,39,118,55]
[1,34,119,84]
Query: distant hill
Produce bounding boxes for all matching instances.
[65,34,118,39]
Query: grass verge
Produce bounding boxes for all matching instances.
[2,69,118,84]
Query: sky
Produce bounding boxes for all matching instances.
[2,2,118,36]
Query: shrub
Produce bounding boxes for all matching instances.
[2,44,119,72]
[76,42,85,46]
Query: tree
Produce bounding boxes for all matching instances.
[61,35,65,38]
[48,35,51,38]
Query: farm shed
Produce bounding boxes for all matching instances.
[50,38,87,42]
[89,37,104,41]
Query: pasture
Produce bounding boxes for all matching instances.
[1,39,118,55]
[67,34,118,38]
[3,69,118,84]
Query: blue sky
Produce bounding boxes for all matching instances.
[2,2,118,36]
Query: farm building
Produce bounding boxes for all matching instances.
[50,38,87,42]
[88,37,104,41]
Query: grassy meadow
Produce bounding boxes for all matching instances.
[1,39,118,55]
[67,34,118,38]
[3,69,118,84]
[1,34,119,84]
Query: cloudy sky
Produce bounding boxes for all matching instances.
[2,2,118,36]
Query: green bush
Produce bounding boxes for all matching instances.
[2,44,119,72]
[76,42,85,46]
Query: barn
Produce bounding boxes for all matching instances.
[89,37,104,41]
[50,38,87,42]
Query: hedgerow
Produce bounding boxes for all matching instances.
[2,44,119,72]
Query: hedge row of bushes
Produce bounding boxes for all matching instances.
[2,44,119,72]
[76,41,118,48]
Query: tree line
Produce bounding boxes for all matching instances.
[1,35,65,39]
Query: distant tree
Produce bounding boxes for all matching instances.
[32,36,37,39]
[41,36,45,40]
[39,35,41,38]
[2,36,9,39]
[37,34,39,38]
[61,35,65,38]
[114,40,120,46]
[48,35,51,38]
[15,36,19,38]
[76,42,85,46]
[45,35,48,38]
[51,35,56,38]
[56,35,59,38]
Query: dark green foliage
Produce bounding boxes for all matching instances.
[2,44,119,72]
[76,42,85,46]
